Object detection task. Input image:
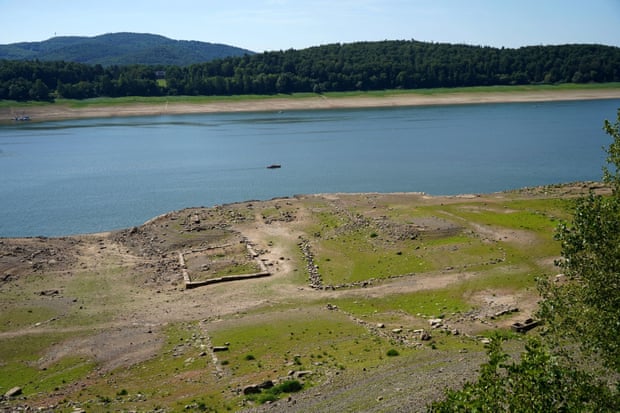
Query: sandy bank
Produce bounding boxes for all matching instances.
[3,88,620,122]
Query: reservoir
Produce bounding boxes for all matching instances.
[1,98,618,237]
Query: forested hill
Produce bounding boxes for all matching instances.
[2,40,620,101]
[178,41,620,93]
[0,33,254,66]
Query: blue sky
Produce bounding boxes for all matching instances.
[1,0,619,52]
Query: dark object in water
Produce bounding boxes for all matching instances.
[267,164,281,169]
[511,318,540,333]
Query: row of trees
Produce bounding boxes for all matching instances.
[0,61,160,100]
[1,40,620,101]
[430,110,620,411]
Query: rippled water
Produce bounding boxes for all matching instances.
[1,98,618,236]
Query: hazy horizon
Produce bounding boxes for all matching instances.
[1,1,619,53]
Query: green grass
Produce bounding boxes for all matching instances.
[0,191,581,411]
[3,82,617,110]
[315,229,433,284]
[305,208,346,236]
[248,379,303,404]
[0,333,95,396]
[209,307,409,380]
[313,225,511,285]
[53,268,129,327]
[0,305,59,333]
[448,201,568,234]
[336,289,471,319]
[0,100,51,109]
[211,261,263,277]
[304,194,563,285]
[73,321,230,412]
[334,264,538,322]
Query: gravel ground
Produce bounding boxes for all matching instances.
[240,348,488,413]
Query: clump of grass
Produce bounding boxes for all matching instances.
[244,354,256,361]
[253,380,303,404]
[386,348,400,357]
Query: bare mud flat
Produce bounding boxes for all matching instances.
[0,183,608,412]
[2,88,620,122]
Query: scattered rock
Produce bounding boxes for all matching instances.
[212,346,229,352]
[4,386,22,398]
[243,385,261,395]
[419,330,432,341]
[492,307,519,318]
[258,380,274,389]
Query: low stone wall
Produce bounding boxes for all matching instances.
[179,240,270,289]
[185,271,271,289]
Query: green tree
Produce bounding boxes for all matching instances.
[28,78,51,101]
[430,109,620,411]
[540,108,620,371]
[430,338,618,412]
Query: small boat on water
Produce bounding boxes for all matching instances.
[266,164,281,169]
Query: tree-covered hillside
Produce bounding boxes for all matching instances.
[1,40,620,101]
[0,33,254,66]
[175,41,620,95]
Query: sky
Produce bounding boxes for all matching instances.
[1,0,619,52]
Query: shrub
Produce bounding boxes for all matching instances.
[276,380,303,393]
[386,348,400,357]
[254,380,303,404]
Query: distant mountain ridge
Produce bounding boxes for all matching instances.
[0,32,254,66]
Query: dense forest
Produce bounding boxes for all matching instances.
[2,40,620,101]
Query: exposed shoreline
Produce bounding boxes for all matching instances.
[3,88,620,122]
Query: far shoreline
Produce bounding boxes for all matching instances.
[2,87,620,123]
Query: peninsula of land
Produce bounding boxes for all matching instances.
[0,183,609,412]
[3,87,620,123]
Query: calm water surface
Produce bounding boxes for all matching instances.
[1,99,618,237]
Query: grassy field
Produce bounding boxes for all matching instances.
[1,82,619,110]
[0,184,602,411]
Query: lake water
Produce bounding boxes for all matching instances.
[1,99,618,237]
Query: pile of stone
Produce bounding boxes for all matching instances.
[298,237,322,289]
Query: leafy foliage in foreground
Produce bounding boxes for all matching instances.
[429,338,618,412]
[543,109,620,371]
[431,109,620,411]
